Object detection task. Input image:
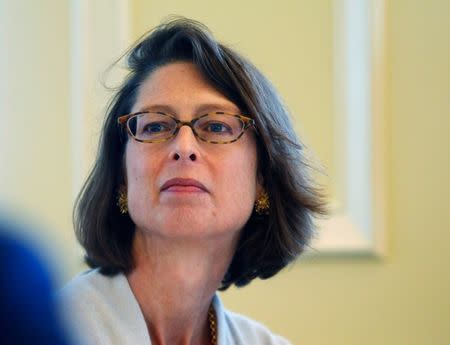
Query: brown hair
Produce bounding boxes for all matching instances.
[74,17,327,290]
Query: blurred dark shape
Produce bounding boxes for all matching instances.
[0,219,73,345]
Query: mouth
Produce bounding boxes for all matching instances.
[160,178,209,193]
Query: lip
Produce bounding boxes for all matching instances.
[160,178,209,193]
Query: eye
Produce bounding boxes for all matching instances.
[143,121,172,133]
[202,121,233,134]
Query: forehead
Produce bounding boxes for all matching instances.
[132,62,240,115]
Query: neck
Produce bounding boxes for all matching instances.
[126,230,238,345]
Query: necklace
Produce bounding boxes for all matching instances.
[208,305,217,345]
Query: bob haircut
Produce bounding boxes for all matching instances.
[74,17,327,290]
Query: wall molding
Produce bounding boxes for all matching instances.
[308,0,387,257]
[70,0,131,200]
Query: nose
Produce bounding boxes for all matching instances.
[169,125,200,162]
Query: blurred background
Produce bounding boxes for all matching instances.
[0,0,449,344]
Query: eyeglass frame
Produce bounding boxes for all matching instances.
[117,111,256,144]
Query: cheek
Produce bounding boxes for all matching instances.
[219,148,258,214]
[125,145,156,218]
[125,145,143,188]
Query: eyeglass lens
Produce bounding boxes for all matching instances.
[127,112,245,143]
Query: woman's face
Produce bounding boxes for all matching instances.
[125,62,260,240]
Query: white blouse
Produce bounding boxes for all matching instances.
[59,269,291,345]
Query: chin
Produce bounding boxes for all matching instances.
[154,218,241,241]
[151,209,217,237]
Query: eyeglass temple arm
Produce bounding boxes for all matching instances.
[117,115,129,125]
[244,117,256,128]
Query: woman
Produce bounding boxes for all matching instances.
[60,18,326,345]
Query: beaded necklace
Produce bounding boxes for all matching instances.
[208,305,217,345]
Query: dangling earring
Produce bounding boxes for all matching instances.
[117,185,128,214]
[255,191,270,215]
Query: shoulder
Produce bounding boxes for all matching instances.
[59,268,116,302]
[59,268,121,317]
[224,310,292,345]
[58,269,117,345]
[58,268,140,321]
[58,269,149,345]
[214,296,292,345]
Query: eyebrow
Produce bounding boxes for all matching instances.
[135,103,241,116]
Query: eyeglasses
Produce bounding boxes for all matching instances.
[118,111,255,144]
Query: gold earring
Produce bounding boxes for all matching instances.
[255,191,270,215]
[117,186,128,214]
